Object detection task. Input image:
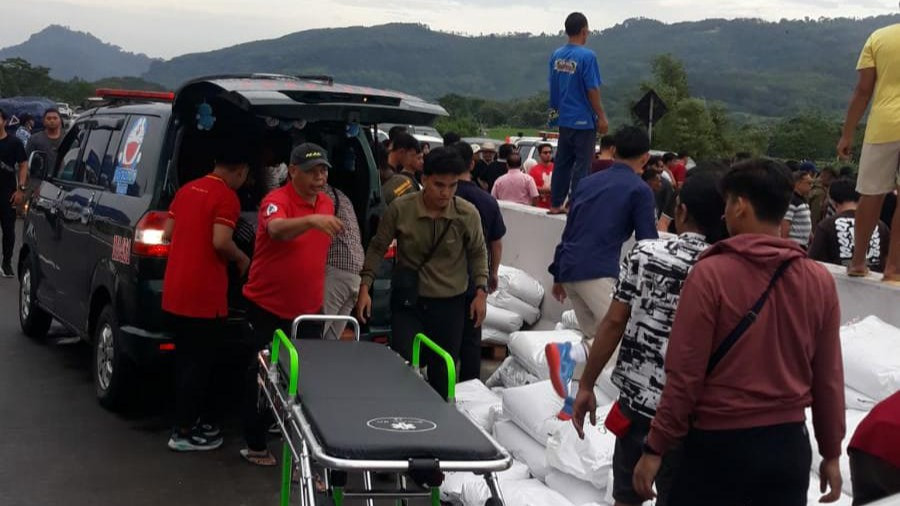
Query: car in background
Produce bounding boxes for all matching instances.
[21,76,447,409]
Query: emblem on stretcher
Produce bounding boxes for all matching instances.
[366,417,437,433]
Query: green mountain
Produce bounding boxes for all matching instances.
[143,16,900,120]
[0,25,156,81]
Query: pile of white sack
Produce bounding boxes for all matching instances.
[445,313,900,506]
[482,266,545,345]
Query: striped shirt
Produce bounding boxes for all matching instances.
[784,194,812,248]
[611,232,710,419]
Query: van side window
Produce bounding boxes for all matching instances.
[81,128,113,186]
[108,116,161,197]
[56,124,87,182]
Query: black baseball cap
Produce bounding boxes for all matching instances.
[290,143,331,171]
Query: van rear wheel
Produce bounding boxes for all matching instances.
[93,305,134,410]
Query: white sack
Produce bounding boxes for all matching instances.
[483,326,512,346]
[546,471,606,505]
[545,402,617,489]
[840,315,900,402]
[562,309,580,331]
[485,304,525,334]
[455,379,502,431]
[489,291,541,325]
[508,330,584,379]
[461,478,574,506]
[502,381,568,445]
[808,408,868,496]
[442,460,530,503]
[493,420,553,481]
[498,265,545,308]
[845,386,877,412]
[486,356,541,389]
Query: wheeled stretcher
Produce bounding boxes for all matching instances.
[258,315,512,506]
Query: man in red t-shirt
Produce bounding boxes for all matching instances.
[530,142,554,209]
[664,152,687,189]
[162,142,250,452]
[240,142,342,465]
[849,391,900,503]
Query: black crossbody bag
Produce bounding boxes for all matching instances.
[391,213,454,309]
[706,258,796,374]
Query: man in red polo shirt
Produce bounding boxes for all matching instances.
[162,141,251,452]
[240,142,342,466]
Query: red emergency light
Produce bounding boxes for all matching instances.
[95,88,175,102]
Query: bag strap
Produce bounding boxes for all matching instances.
[706,258,796,375]
[416,198,457,270]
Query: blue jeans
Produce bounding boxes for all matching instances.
[551,127,596,208]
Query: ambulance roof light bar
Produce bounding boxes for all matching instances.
[95,88,175,103]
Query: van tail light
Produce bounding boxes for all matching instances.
[134,211,170,257]
[384,240,397,260]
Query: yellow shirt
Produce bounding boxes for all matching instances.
[857,24,900,144]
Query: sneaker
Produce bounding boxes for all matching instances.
[557,396,575,421]
[197,423,221,439]
[545,342,575,398]
[168,429,223,452]
[0,262,13,278]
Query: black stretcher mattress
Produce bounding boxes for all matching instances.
[280,340,502,461]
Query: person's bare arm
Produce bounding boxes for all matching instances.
[657,215,672,232]
[267,215,342,241]
[838,68,876,159]
[212,223,250,275]
[781,220,792,239]
[587,88,609,135]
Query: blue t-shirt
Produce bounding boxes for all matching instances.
[549,44,602,130]
[549,163,658,283]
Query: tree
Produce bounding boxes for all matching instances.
[767,113,841,160]
[435,115,481,137]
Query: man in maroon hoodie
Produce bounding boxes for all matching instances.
[633,159,846,505]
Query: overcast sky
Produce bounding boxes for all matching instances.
[3,0,897,59]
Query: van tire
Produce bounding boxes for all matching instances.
[19,255,52,338]
[93,305,133,410]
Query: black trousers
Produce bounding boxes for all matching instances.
[850,448,900,506]
[0,187,16,264]
[459,291,482,383]
[391,294,465,399]
[170,315,225,431]
[668,422,811,506]
[242,302,322,452]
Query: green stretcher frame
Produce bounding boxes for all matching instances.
[270,331,458,506]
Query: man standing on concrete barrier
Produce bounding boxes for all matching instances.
[547,11,609,215]
[837,21,900,281]
[633,159,845,506]
[547,126,658,403]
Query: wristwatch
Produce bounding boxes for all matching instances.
[17,185,27,192]
[642,437,661,456]
[475,284,488,293]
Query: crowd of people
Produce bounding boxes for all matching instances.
[0,8,898,506]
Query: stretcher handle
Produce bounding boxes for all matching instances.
[411,333,457,402]
[270,329,300,397]
[291,314,361,341]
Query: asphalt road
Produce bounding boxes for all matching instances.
[0,228,281,506]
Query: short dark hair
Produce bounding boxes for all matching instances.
[839,166,856,178]
[388,125,408,141]
[565,12,589,37]
[537,143,553,154]
[43,108,61,119]
[600,135,615,150]
[720,159,793,225]
[828,178,860,204]
[498,143,515,159]
[215,136,254,167]
[448,141,474,166]
[662,152,677,164]
[507,152,523,169]
[645,155,662,169]
[821,166,840,178]
[20,113,33,124]
[613,126,650,160]
[680,170,727,243]
[391,132,420,153]
[442,132,461,145]
[678,151,690,159]
[793,170,813,183]
[641,168,660,182]
[0,108,7,121]
[423,147,467,176]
